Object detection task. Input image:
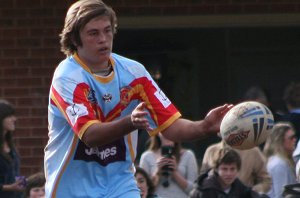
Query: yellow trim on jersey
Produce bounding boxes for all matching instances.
[149,112,182,136]
[51,135,79,198]
[133,84,159,125]
[73,53,115,84]
[50,93,69,122]
[127,134,135,162]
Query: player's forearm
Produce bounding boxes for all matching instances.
[81,115,135,147]
[162,118,212,142]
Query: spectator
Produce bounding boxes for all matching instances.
[0,101,25,198]
[24,172,45,198]
[134,167,160,198]
[189,147,264,198]
[139,133,198,198]
[201,140,271,194]
[263,122,297,198]
[281,82,300,137]
[242,86,270,107]
[279,82,300,163]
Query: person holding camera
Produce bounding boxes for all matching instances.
[139,134,198,198]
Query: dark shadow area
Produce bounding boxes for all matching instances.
[114,26,300,161]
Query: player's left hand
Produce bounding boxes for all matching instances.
[204,103,233,133]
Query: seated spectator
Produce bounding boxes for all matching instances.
[139,133,198,198]
[24,171,45,198]
[263,122,297,198]
[134,167,160,198]
[201,140,271,194]
[189,147,264,198]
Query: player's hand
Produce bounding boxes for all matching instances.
[204,103,233,134]
[131,102,152,131]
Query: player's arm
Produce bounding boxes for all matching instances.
[161,104,233,142]
[81,116,135,147]
[82,103,150,147]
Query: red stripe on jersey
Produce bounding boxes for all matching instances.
[73,83,105,121]
[106,77,178,127]
[51,86,73,124]
[51,84,102,136]
[131,77,178,126]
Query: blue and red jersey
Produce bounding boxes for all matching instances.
[45,53,181,197]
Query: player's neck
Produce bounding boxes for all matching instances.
[92,63,113,76]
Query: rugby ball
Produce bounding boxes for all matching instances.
[220,101,274,150]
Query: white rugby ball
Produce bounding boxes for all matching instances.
[220,101,274,150]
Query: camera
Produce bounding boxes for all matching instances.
[161,145,174,158]
[160,145,174,187]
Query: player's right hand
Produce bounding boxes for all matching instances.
[131,102,152,131]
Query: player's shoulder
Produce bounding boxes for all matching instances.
[111,53,143,66]
[53,56,85,82]
[54,56,81,76]
[111,53,147,76]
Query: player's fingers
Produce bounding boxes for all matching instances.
[134,111,148,117]
[136,102,146,111]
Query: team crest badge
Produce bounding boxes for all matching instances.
[120,86,132,106]
[102,93,112,103]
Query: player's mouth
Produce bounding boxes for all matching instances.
[98,47,109,54]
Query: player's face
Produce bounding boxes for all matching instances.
[283,129,297,155]
[77,16,113,70]
[2,115,17,134]
[29,186,45,198]
[135,173,148,198]
[217,163,238,188]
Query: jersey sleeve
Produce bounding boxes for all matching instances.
[128,70,181,136]
[50,76,101,139]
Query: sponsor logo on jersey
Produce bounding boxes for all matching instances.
[66,103,88,126]
[74,139,126,166]
[154,89,171,108]
[226,130,250,146]
[85,146,117,159]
